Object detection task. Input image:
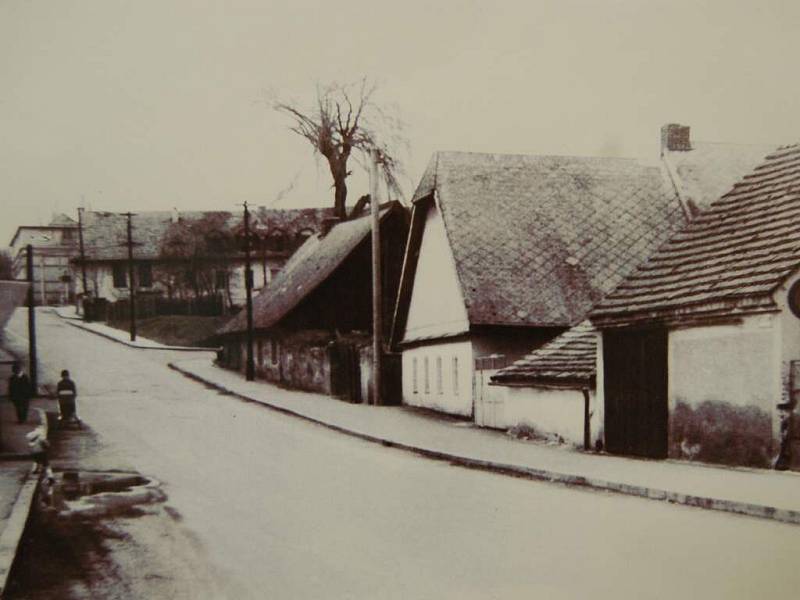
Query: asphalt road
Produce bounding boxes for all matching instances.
[4,309,800,599]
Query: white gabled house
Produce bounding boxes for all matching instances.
[392,147,690,420]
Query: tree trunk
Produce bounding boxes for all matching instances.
[334,177,348,220]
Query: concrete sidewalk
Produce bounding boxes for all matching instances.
[171,355,800,525]
[0,397,53,596]
[52,306,218,352]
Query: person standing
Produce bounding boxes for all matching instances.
[8,362,31,424]
[56,369,79,424]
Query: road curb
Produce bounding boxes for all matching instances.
[168,361,800,526]
[64,320,218,353]
[0,473,37,597]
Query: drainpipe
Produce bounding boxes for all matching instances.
[582,387,591,451]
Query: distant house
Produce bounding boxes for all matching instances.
[489,125,776,447]
[217,201,409,402]
[590,144,800,470]
[391,147,688,419]
[8,214,79,305]
[76,207,331,310]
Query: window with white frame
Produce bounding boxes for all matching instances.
[424,356,430,394]
[452,356,459,396]
[436,356,443,394]
[412,357,418,393]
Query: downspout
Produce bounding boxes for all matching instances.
[582,387,591,451]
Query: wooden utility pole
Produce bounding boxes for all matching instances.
[77,206,89,300]
[243,202,256,381]
[124,212,137,342]
[26,245,38,394]
[370,148,382,406]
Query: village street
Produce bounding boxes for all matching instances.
[3,309,800,599]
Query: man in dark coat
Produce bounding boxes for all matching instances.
[8,362,31,424]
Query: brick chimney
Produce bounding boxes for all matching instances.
[660,123,692,154]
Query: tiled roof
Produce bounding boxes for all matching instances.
[219,203,402,335]
[663,142,774,215]
[408,151,686,328]
[591,144,800,327]
[492,320,597,385]
[80,207,331,261]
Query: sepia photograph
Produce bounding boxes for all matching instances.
[1,1,799,598]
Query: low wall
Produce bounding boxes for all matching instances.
[498,386,599,448]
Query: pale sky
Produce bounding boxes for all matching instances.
[2,0,800,246]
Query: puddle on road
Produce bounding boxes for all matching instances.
[41,470,166,519]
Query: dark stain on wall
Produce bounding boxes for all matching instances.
[669,400,775,468]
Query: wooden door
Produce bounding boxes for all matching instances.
[603,328,668,458]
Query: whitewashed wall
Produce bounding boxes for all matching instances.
[402,201,469,343]
[402,340,473,417]
[504,386,597,447]
[668,315,777,413]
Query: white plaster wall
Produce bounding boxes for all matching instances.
[501,386,598,447]
[668,315,777,413]
[402,340,473,416]
[774,271,800,404]
[402,202,469,343]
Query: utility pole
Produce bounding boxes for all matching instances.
[26,245,38,394]
[243,202,255,381]
[77,205,89,301]
[124,212,137,342]
[370,148,382,406]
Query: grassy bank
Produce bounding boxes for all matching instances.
[107,315,228,347]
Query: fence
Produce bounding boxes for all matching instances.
[105,293,224,323]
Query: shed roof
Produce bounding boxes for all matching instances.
[402,151,685,329]
[491,320,597,385]
[219,202,403,335]
[591,144,800,327]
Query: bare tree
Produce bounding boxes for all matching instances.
[275,78,405,220]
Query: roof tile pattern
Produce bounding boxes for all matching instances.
[492,320,597,384]
[664,142,774,214]
[592,144,800,326]
[412,151,685,327]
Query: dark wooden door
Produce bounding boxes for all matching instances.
[329,342,361,403]
[603,328,668,458]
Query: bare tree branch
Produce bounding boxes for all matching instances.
[274,78,407,219]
